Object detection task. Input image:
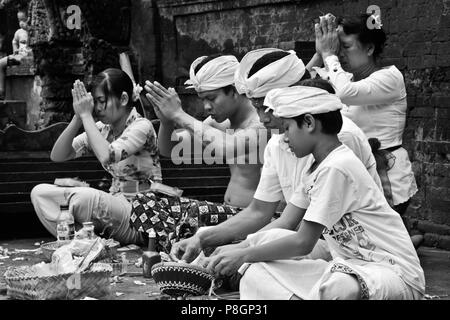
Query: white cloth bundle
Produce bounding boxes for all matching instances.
[265,86,343,118]
[184,55,239,92]
[234,48,306,99]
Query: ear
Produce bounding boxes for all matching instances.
[366,43,375,57]
[303,114,316,132]
[120,91,129,107]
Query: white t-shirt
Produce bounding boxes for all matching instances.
[254,116,382,203]
[290,144,425,294]
[324,55,407,149]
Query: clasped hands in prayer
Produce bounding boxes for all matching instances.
[72,79,94,119]
[315,13,340,59]
[144,81,184,123]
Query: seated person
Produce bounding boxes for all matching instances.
[314,13,422,247]
[0,9,30,99]
[145,54,266,208]
[31,68,162,245]
[202,86,425,300]
[169,48,381,266]
[129,54,269,253]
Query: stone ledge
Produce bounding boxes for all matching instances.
[157,0,293,17]
[423,234,450,251]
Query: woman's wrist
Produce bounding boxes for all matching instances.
[78,112,94,121]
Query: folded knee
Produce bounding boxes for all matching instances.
[30,183,52,201]
[319,272,361,300]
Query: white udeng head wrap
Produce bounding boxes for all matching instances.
[184,55,239,92]
[265,86,343,118]
[234,48,306,99]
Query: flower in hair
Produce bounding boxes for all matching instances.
[372,14,383,29]
[133,83,143,102]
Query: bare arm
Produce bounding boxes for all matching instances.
[79,113,110,165]
[172,112,261,161]
[50,115,82,162]
[71,80,111,165]
[171,198,279,262]
[157,121,177,158]
[158,116,229,158]
[198,198,279,248]
[145,81,263,162]
[226,202,306,251]
[258,202,306,233]
[244,220,324,262]
[205,219,325,275]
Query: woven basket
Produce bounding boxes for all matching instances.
[41,240,119,262]
[151,262,215,297]
[4,263,112,300]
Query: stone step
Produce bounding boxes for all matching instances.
[0,191,227,205]
[0,178,230,193]
[0,166,230,181]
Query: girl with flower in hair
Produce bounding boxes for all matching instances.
[31,68,162,245]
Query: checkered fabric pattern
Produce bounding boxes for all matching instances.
[129,192,241,253]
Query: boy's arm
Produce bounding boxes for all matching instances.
[198,198,279,248]
[257,203,306,233]
[244,220,324,262]
[171,198,279,262]
[205,219,324,275]
[219,203,306,252]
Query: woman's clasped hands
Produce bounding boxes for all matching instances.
[315,13,340,58]
[72,79,94,118]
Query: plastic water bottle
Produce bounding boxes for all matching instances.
[81,222,95,239]
[56,204,75,241]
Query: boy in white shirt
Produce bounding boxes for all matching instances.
[203,86,425,300]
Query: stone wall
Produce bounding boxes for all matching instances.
[26,0,132,128]
[132,0,450,249]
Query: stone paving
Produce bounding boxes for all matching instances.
[0,237,448,300]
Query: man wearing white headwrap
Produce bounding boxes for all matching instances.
[234,48,306,99]
[169,52,381,277]
[203,86,424,300]
[145,54,267,209]
[185,55,239,92]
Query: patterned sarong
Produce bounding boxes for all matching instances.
[129,192,241,253]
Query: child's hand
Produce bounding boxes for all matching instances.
[72,80,94,118]
[204,248,249,278]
